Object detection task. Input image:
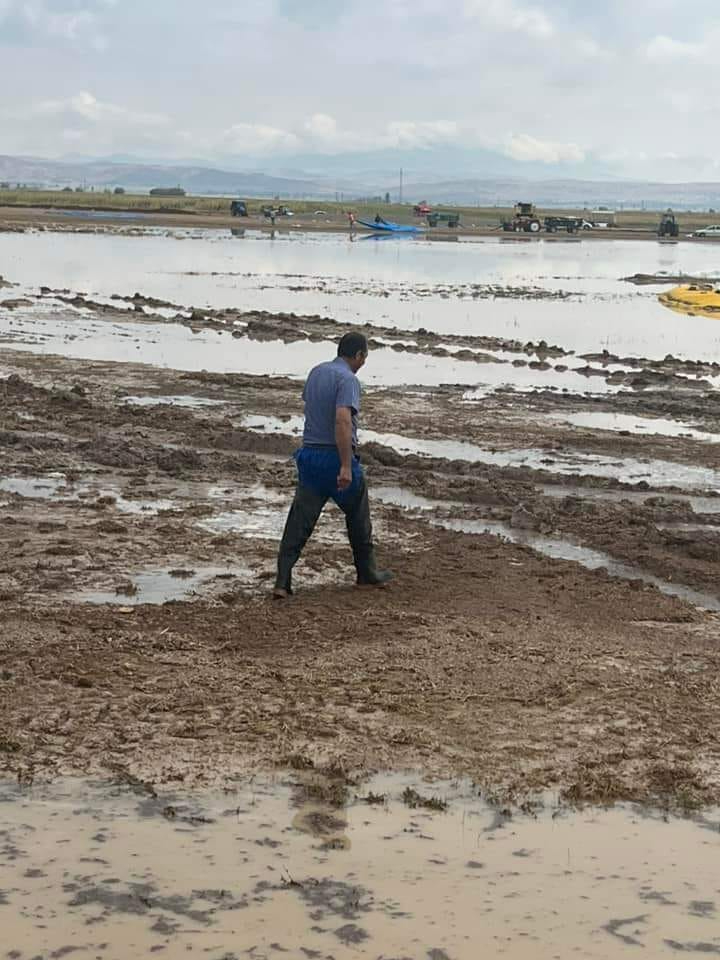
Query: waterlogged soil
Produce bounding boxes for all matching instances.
[2,348,720,810]
[16,283,720,383]
[3,773,720,960]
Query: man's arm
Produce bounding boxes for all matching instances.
[335,406,353,490]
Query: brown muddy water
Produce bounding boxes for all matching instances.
[2,774,720,960]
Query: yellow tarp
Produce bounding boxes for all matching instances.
[658,284,720,315]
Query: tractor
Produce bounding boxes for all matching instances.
[658,209,679,238]
[502,202,542,233]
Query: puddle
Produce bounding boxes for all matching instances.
[242,413,304,436]
[242,416,720,492]
[0,304,622,394]
[206,481,288,504]
[375,486,720,611]
[72,566,243,605]
[374,485,455,511]
[197,504,291,539]
[3,773,720,959]
[197,495,398,547]
[53,208,151,221]
[0,473,67,498]
[111,494,175,516]
[657,522,720,532]
[548,410,720,442]
[0,474,174,515]
[540,484,720,515]
[121,394,227,408]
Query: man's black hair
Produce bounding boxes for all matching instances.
[337,332,368,358]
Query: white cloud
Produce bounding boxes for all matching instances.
[221,122,301,155]
[504,134,586,164]
[386,120,460,148]
[577,37,610,59]
[464,0,554,38]
[35,91,169,127]
[0,90,179,156]
[288,114,460,154]
[644,35,705,61]
[304,112,339,140]
[0,0,115,48]
[5,0,720,181]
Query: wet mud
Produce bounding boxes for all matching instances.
[4,231,720,815]
[2,346,720,811]
[6,218,720,959]
[3,773,720,959]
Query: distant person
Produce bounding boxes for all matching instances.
[374,213,387,225]
[274,332,392,598]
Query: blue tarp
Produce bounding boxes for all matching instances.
[355,218,421,233]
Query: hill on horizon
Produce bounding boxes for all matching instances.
[2,154,720,210]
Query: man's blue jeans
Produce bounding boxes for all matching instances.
[275,447,375,592]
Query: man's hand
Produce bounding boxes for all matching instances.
[337,464,352,490]
[335,406,354,492]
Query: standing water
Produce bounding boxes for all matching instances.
[2,774,720,959]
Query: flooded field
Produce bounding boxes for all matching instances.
[4,773,720,960]
[3,225,720,956]
[4,228,720,362]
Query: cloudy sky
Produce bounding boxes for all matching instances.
[1,0,719,179]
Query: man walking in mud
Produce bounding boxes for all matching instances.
[274,332,392,598]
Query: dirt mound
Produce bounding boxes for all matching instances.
[156,448,203,475]
[1,373,48,399]
[207,429,295,457]
[78,438,149,468]
[662,529,720,562]
[362,442,407,467]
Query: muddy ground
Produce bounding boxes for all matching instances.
[2,328,720,811]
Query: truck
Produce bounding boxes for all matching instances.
[261,204,293,218]
[427,211,460,228]
[544,215,583,234]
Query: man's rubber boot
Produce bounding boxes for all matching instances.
[342,476,393,587]
[274,484,326,597]
[355,546,393,588]
[357,567,393,588]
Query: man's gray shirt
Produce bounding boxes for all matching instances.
[302,356,361,448]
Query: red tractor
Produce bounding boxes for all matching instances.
[502,202,542,233]
[413,201,431,217]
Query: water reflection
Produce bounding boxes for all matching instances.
[4,232,720,360]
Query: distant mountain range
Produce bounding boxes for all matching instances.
[0,154,336,198]
[3,153,720,210]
